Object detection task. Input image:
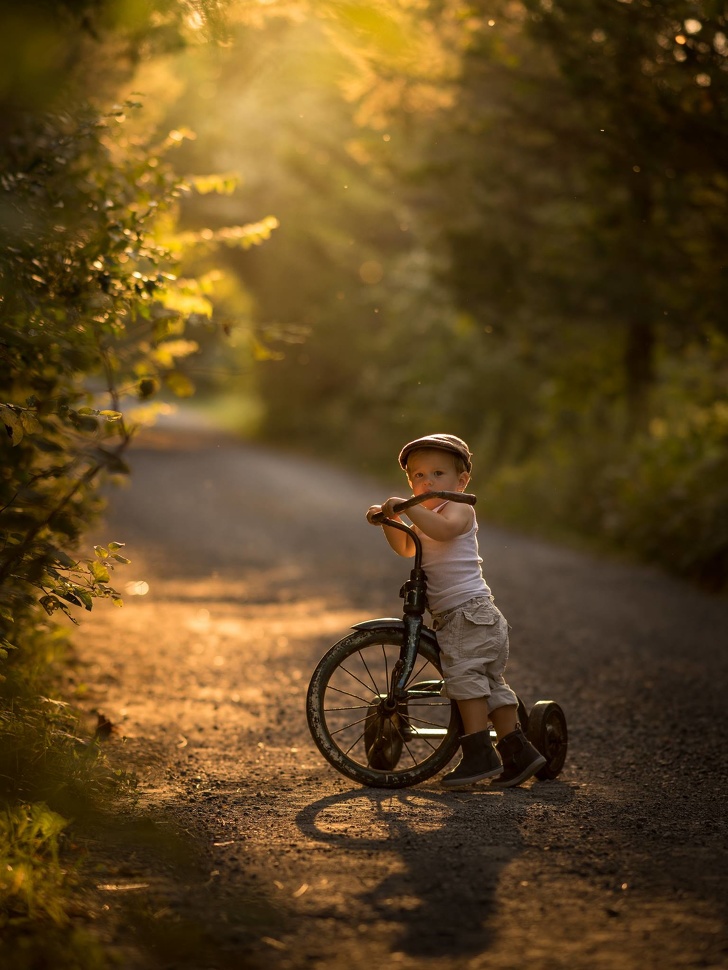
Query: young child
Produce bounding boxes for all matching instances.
[367,433,545,789]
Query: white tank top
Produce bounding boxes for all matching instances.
[413,504,490,613]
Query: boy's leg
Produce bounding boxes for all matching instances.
[436,599,512,788]
[440,696,500,789]
[489,703,546,788]
[489,703,518,739]
[457,697,490,734]
[491,728,546,787]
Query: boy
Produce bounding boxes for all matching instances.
[367,433,545,789]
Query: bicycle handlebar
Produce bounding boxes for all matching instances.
[368,491,476,525]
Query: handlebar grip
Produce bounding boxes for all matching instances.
[392,491,476,514]
[368,491,476,525]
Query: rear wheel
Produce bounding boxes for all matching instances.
[527,700,568,780]
[306,628,461,788]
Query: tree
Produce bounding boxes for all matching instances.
[0,0,276,681]
[429,0,728,432]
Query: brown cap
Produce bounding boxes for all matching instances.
[398,434,472,473]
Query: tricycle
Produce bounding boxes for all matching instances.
[306,491,567,789]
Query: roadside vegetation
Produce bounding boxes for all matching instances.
[0,2,274,963]
[1,0,725,964]
[180,1,726,592]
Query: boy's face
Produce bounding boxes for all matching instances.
[405,449,470,509]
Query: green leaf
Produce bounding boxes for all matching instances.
[89,562,110,583]
[112,554,131,564]
[94,545,109,559]
[20,410,42,435]
[50,548,77,569]
[40,595,60,615]
[138,377,159,400]
[164,371,196,397]
[190,172,240,196]
[251,336,284,362]
[151,339,199,367]
[1,405,24,445]
[58,602,80,625]
[108,541,125,552]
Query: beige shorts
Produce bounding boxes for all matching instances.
[431,596,518,709]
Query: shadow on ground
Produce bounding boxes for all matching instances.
[295,783,573,960]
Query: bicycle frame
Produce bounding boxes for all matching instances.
[367,490,476,703]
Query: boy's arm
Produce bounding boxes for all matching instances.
[404,501,472,541]
[366,500,415,557]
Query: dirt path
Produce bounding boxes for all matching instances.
[74,424,728,970]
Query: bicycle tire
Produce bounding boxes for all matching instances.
[306,627,462,789]
[527,700,568,780]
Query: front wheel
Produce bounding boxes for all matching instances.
[306,628,462,788]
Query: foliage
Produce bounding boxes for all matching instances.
[422,0,728,588]
[0,618,135,966]
[0,802,70,926]
[0,1,279,960]
[190,0,727,591]
[0,94,279,665]
[1,105,172,660]
[0,621,126,807]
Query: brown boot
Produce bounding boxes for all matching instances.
[491,727,546,787]
[441,730,502,789]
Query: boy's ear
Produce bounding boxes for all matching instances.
[458,471,471,490]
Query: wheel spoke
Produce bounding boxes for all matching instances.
[399,723,436,760]
[406,657,430,686]
[403,711,452,729]
[334,662,381,699]
[358,649,383,697]
[343,728,367,756]
[325,684,377,706]
[323,703,372,713]
[330,713,370,738]
[398,714,443,753]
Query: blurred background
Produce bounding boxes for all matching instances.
[2,0,727,590]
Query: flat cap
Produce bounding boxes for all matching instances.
[398,434,473,473]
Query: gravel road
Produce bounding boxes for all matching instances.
[74,423,728,970]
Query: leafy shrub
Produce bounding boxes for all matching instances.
[0,99,276,669]
[0,802,70,926]
[482,345,728,593]
[0,90,276,962]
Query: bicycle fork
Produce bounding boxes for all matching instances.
[389,567,427,701]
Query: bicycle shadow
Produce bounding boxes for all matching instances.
[296,781,572,959]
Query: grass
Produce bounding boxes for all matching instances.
[0,802,69,925]
[0,623,132,968]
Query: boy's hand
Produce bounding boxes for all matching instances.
[382,496,409,518]
[367,498,416,557]
[366,497,409,524]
